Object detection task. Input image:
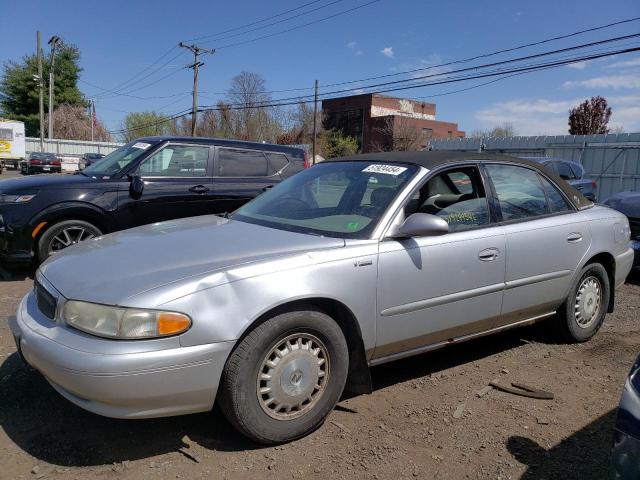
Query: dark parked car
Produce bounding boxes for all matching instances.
[610,353,640,479]
[80,152,105,169]
[521,157,597,201]
[0,136,307,264]
[20,152,62,175]
[603,191,640,270]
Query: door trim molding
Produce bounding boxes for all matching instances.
[380,282,505,317]
[505,269,572,290]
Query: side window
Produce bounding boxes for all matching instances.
[138,145,209,177]
[540,176,573,213]
[555,161,576,180]
[568,162,583,179]
[486,164,549,221]
[265,152,289,175]
[219,148,268,177]
[407,167,490,232]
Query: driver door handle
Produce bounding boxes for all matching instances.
[189,185,210,194]
[478,247,500,262]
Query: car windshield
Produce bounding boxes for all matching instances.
[233,161,418,238]
[83,141,154,177]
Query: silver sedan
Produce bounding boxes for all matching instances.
[9,152,634,444]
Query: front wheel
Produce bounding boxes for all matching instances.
[555,262,610,342]
[218,308,349,444]
[37,219,102,261]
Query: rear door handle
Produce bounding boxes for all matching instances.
[567,232,583,243]
[478,248,500,262]
[189,185,210,194]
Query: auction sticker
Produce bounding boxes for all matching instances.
[362,164,407,175]
[132,142,151,149]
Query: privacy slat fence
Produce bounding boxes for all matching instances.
[430,132,640,201]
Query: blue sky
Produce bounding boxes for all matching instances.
[1,0,639,137]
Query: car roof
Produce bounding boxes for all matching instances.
[135,136,306,156]
[519,156,582,166]
[326,150,592,210]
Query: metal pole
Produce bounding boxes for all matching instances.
[37,32,45,152]
[312,79,318,165]
[91,100,95,142]
[47,36,60,140]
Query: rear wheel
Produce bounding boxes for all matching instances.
[37,219,102,261]
[218,308,349,444]
[556,262,610,342]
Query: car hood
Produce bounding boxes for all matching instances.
[39,215,345,305]
[603,191,640,218]
[0,173,105,192]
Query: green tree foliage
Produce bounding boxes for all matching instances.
[0,43,87,136]
[320,130,359,158]
[122,111,170,142]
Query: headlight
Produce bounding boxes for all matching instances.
[61,300,191,339]
[0,194,36,203]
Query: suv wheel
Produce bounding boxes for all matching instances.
[37,220,102,260]
[556,262,610,342]
[219,308,349,444]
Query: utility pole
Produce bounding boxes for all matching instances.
[312,79,319,165]
[90,99,95,142]
[47,36,61,140]
[36,31,44,152]
[178,42,214,137]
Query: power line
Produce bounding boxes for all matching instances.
[213,0,383,50]
[106,45,640,136]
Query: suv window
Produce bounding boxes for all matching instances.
[555,161,576,180]
[266,152,289,175]
[138,144,209,177]
[568,162,583,179]
[486,164,549,221]
[219,148,268,177]
[406,167,490,232]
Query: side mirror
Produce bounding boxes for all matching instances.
[129,175,144,200]
[390,213,449,238]
[559,174,571,181]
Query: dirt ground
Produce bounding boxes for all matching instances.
[0,262,639,479]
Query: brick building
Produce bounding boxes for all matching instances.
[322,93,465,153]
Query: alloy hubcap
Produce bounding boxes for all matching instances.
[49,227,95,254]
[575,276,602,329]
[257,333,329,420]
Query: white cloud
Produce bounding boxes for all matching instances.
[346,41,362,56]
[381,47,394,58]
[474,95,640,135]
[393,54,450,78]
[563,74,640,90]
[566,60,589,70]
[606,57,640,69]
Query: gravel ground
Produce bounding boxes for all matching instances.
[0,226,638,479]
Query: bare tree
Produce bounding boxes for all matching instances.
[45,104,111,141]
[372,116,423,152]
[226,71,272,141]
[469,122,516,138]
[568,96,612,135]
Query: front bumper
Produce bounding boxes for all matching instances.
[9,291,234,419]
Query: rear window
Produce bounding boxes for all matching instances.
[219,148,268,177]
[266,152,289,175]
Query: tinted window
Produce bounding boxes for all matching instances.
[555,161,576,180]
[266,152,289,175]
[412,167,489,232]
[138,145,209,177]
[540,176,572,213]
[486,164,549,221]
[568,162,583,179]
[219,148,268,177]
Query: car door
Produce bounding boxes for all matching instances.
[483,163,592,325]
[211,147,280,214]
[117,143,215,226]
[374,165,506,360]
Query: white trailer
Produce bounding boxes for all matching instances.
[0,119,26,170]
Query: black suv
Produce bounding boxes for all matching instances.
[0,136,307,264]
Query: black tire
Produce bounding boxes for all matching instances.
[556,262,610,342]
[218,307,349,444]
[37,219,102,261]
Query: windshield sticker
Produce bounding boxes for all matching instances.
[132,142,151,150]
[362,164,407,176]
[347,221,360,231]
